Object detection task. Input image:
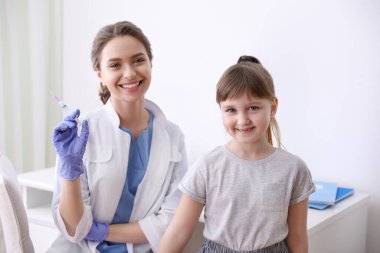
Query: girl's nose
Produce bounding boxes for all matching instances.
[123,65,137,79]
[237,113,251,125]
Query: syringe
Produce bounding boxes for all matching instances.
[54,96,81,126]
[54,96,70,113]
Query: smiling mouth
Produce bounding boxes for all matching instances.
[119,80,142,89]
[236,127,255,132]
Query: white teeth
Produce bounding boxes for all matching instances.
[236,127,253,132]
[121,82,140,88]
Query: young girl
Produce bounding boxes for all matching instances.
[48,21,187,253]
[158,55,315,253]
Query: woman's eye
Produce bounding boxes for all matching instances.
[109,63,120,68]
[134,57,146,64]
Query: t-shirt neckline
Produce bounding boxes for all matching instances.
[221,145,279,165]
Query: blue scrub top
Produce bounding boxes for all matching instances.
[97,111,154,253]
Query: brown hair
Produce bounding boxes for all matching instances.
[216,55,282,147]
[91,21,153,104]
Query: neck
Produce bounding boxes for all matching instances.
[111,98,149,138]
[226,140,275,161]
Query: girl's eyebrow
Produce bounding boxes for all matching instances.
[220,106,234,111]
[248,101,263,105]
[220,103,235,108]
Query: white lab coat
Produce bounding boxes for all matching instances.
[48,99,188,253]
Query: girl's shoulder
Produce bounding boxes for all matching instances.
[204,146,226,161]
[191,146,227,170]
[187,146,225,178]
[274,148,309,171]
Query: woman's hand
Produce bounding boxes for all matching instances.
[85,220,109,242]
[53,109,89,180]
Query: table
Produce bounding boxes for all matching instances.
[18,168,369,253]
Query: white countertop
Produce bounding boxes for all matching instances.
[17,168,370,234]
[307,192,369,236]
[18,167,55,192]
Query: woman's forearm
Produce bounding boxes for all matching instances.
[106,222,148,243]
[59,178,84,236]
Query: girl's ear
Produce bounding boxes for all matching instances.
[271,97,278,117]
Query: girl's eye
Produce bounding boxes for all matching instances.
[249,106,259,111]
[225,108,236,113]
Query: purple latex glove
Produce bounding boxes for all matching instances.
[85,220,109,242]
[53,109,89,180]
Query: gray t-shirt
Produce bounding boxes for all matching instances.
[179,146,315,251]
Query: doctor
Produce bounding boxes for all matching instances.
[48,20,187,253]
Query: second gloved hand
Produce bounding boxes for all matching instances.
[53,109,89,180]
[85,220,109,242]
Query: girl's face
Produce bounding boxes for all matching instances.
[97,35,152,106]
[220,93,277,147]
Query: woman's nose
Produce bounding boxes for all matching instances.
[123,65,136,79]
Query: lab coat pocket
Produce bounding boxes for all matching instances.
[260,182,285,212]
[83,144,117,189]
[83,145,124,199]
[83,144,112,163]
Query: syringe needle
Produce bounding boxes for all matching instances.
[53,96,81,126]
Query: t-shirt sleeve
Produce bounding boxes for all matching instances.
[290,158,315,205]
[178,156,207,204]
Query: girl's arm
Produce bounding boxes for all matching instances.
[287,198,309,253]
[157,194,204,253]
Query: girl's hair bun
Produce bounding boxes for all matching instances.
[237,55,261,65]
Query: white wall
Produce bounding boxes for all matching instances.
[62,1,380,252]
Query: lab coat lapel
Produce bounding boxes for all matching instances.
[131,123,171,219]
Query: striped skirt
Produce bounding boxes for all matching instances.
[198,239,290,253]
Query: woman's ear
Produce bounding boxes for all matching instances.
[271,97,278,117]
[96,70,102,80]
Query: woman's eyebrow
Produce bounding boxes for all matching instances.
[131,52,146,58]
[106,52,146,63]
[107,58,121,63]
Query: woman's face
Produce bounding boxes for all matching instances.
[97,35,152,106]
